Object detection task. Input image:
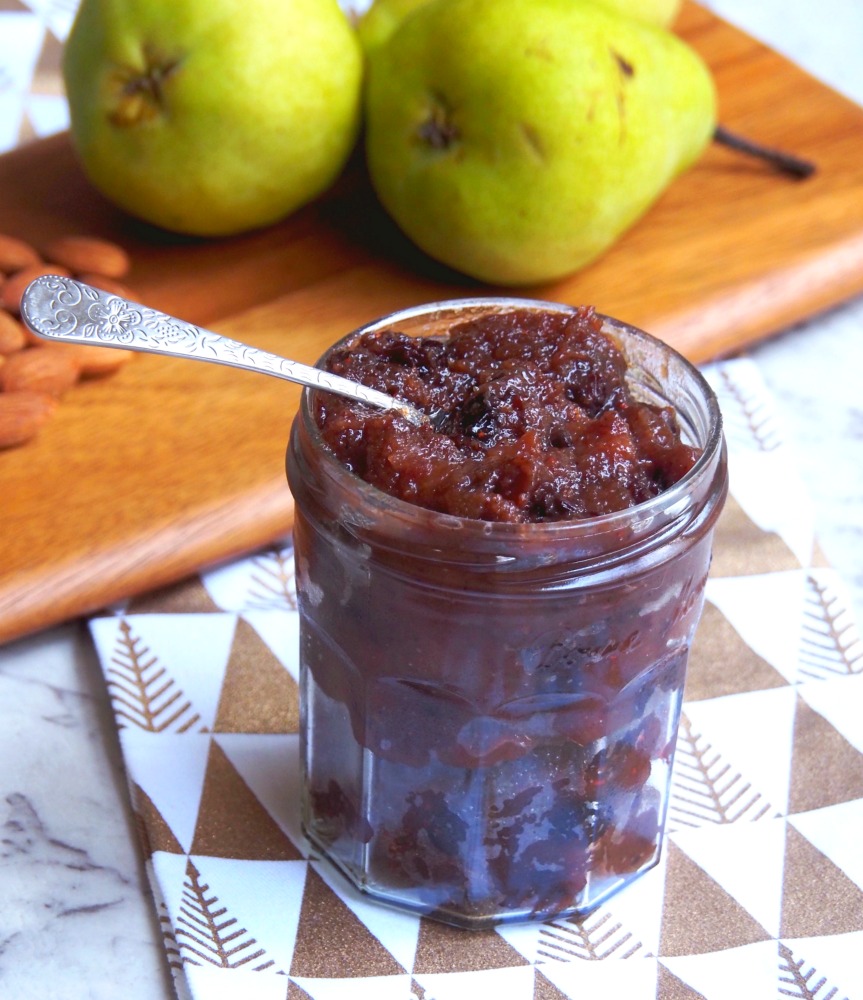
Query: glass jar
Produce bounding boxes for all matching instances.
[286,298,727,929]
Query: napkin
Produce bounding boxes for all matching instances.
[87,359,863,1000]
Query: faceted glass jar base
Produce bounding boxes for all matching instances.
[301,668,682,928]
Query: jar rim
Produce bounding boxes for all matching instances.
[296,297,725,542]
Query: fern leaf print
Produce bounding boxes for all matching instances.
[668,714,774,830]
[537,909,646,962]
[174,860,276,971]
[105,619,206,733]
[158,900,184,973]
[245,544,297,610]
[715,368,783,452]
[778,941,848,1000]
[798,574,863,680]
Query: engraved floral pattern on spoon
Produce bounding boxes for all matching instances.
[19,274,430,424]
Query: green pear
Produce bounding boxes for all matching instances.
[364,0,715,285]
[604,0,682,26]
[357,0,430,53]
[63,0,362,236]
[357,0,682,54]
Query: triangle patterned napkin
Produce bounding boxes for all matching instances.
[87,358,863,1000]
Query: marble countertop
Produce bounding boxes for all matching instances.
[2,2,862,998]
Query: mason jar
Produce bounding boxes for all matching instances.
[286,298,727,928]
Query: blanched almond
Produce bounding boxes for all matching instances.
[0,390,57,448]
[0,234,41,274]
[0,346,81,396]
[45,235,131,279]
[2,264,71,315]
[0,309,27,354]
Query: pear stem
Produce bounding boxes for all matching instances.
[713,125,816,180]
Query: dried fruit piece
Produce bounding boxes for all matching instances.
[0,233,42,274]
[0,309,27,354]
[0,390,57,448]
[2,265,72,315]
[0,345,81,396]
[44,235,131,279]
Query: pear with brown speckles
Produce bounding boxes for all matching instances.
[364,0,715,285]
[63,0,362,236]
[357,0,684,56]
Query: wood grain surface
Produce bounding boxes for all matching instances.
[3,2,863,643]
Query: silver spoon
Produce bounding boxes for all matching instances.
[20,274,433,427]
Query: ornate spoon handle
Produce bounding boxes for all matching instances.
[20,274,426,425]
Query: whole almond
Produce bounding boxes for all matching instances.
[46,341,135,377]
[0,346,81,396]
[1,264,71,315]
[0,233,42,274]
[0,390,57,448]
[45,235,131,279]
[0,309,27,354]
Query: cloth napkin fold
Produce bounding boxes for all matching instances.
[87,358,863,1000]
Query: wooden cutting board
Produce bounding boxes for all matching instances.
[3,2,863,643]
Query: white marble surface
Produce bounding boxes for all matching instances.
[0,623,174,999]
[1,2,862,998]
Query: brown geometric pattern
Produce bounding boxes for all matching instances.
[85,360,863,1000]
